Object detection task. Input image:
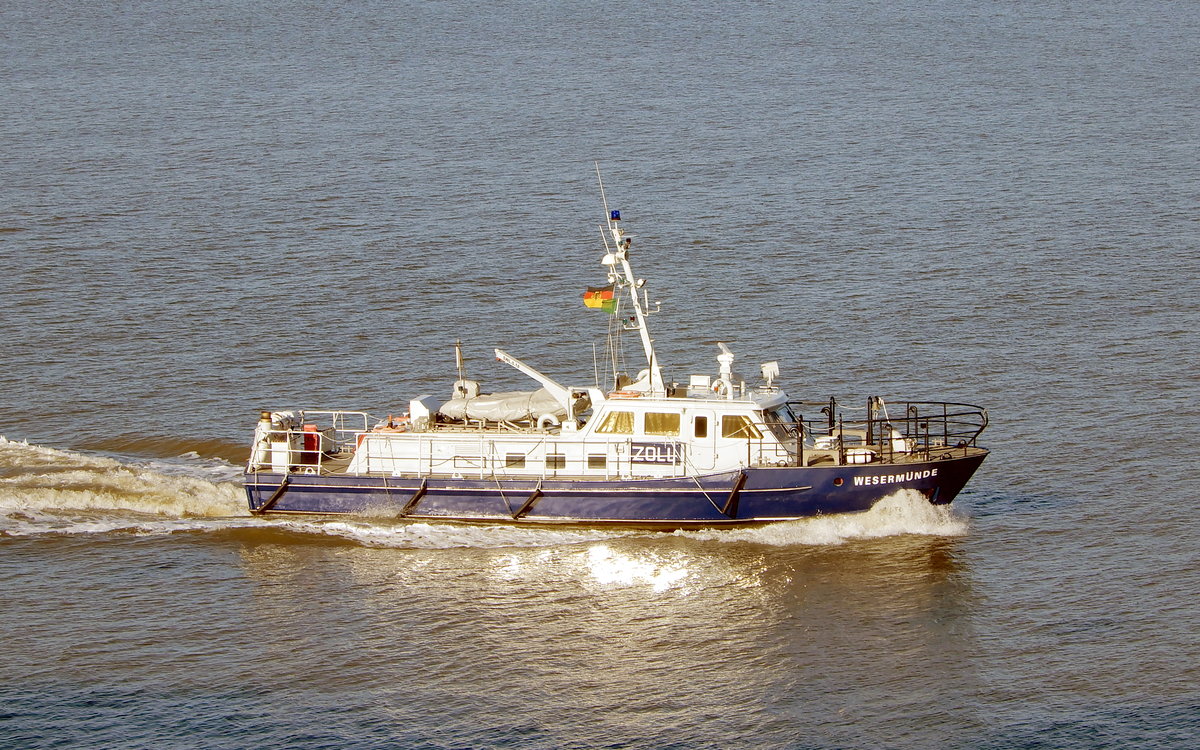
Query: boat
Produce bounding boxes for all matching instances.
[243,173,989,528]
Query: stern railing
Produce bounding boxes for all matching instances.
[248,410,371,475]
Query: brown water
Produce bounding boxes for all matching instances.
[2,0,1198,747]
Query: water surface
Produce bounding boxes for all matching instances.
[2,0,1198,747]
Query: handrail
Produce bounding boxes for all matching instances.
[249,410,372,475]
[250,402,987,476]
[350,431,693,480]
[783,398,988,466]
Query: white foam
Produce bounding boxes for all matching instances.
[138,452,245,483]
[266,518,633,550]
[267,491,968,550]
[0,438,631,544]
[1,438,969,546]
[0,436,247,536]
[0,510,261,538]
[674,489,970,546]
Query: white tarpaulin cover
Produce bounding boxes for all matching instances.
[439,388,568,423]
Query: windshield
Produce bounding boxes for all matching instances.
[762,408,792,442]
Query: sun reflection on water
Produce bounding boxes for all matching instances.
[480,540,775,596]
[583,543,691,592]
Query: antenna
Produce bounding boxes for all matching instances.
[591,164,665,394]
[595,161,610,219]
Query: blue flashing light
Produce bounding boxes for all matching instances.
[610,210,621,221]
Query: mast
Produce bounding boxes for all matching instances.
[596,165,665,394]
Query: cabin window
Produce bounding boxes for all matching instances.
[596,411,634,434]
[694,416,709,439]
[505,453,526,469]
[546,454,566,470]
[763,409,791,441]
[644,412,681,436]
[722,415,763,439]
[588,455,607,470]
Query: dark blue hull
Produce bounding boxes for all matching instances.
[244,451,987,528]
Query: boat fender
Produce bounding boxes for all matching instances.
[537,413,560,430]
[846,448,876,464]
[608,390,642,398]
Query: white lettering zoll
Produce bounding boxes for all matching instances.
[631,442,679,465]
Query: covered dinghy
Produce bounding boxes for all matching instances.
[439,388,570,423]
[438,349,590,423]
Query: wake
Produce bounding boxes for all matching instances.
[0,437,969,546]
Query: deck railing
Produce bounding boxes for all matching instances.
[355,433,691,480]
[249,400,988,477]
[782,398,988,466]
[248,410,371,475]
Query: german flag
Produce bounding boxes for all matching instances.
[583,284,616,313]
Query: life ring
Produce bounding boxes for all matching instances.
[373,415,410,433]
[711,380,730,397]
